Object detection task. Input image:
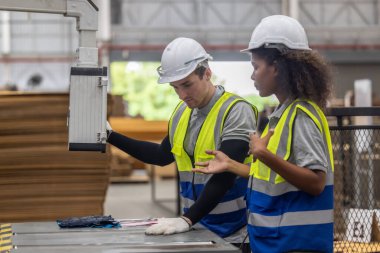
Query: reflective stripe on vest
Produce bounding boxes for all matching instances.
[248,209,333,227]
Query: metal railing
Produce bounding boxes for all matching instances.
[327,107,380,252]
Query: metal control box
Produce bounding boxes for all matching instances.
[68,67,108,152]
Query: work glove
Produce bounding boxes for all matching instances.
[106,121,113,140]
[145,217,191,235]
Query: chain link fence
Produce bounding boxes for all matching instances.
[328,108,380,252]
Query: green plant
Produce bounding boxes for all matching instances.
[110,62,179,120]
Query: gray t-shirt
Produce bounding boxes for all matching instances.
[268,99,328,172]
[184,85,257,156]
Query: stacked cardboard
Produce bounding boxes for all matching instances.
[0,92,110,222]
[109,146,133,178]
[109,117,168,140]
[108,117,176,181]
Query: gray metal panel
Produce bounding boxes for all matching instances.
[11,245,237,253]
[68,67,108,151]
[9,222,238,253]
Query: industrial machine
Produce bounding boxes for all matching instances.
[0,0,108,152]
[0,221,239,252]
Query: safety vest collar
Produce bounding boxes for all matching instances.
[169,92,252,172]
[269,97,291,115]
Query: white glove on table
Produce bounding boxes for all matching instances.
[145,217,191,235]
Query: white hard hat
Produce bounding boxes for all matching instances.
[241,15,311,53]
[157,37,213,84]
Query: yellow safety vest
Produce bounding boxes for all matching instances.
[170,92,257,171]
[250,99,334,182]
[168,91,258,238]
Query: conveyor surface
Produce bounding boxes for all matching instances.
[1,221,239,253]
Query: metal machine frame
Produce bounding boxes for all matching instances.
[0,0,108,152]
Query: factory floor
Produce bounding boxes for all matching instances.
[104,175,178,220]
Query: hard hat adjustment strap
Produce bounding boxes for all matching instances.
[264,43,289,54]
[184,56,206,65]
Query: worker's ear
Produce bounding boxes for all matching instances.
[204,68,212,81]
[271,60,279,77]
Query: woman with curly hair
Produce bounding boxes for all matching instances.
[193,15,334,253]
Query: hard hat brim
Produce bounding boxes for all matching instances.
[157,67,196,84]
[240,44,312,54]
[240,47,253,53]
[157,54,213,84]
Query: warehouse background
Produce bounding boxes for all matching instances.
[0,1,380,252]
[0,0,380,98]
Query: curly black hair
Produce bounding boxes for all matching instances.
[251,47,333,110]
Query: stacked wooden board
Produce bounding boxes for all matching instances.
[109,117,168,140]
[108,117,176,181]
[0,92,110,222]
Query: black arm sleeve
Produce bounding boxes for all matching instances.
[182,139,249,224]
[107,131,174,166]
